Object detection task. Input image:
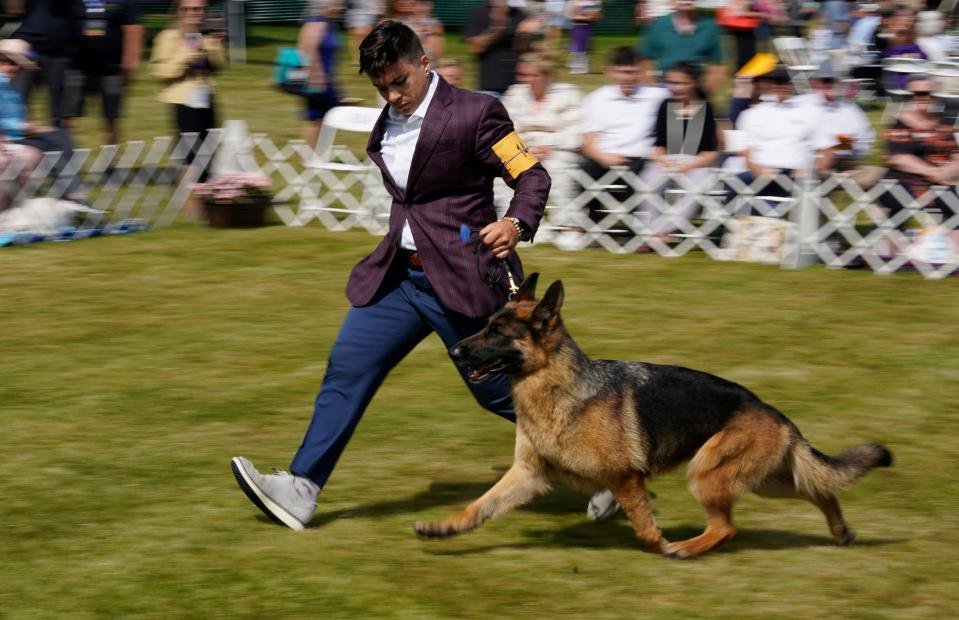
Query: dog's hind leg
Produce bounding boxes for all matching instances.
[666,407,791,559]
[414,432,550,538]
[612,473,669,554]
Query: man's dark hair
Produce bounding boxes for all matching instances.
[608,46,639,67]
[358,20,426,77]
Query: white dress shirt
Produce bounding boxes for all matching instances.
[736,96,837,171]
[806,94,875,160]
[581,84,670,158]
[381,71,440,250]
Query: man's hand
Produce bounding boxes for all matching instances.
[479,219,519,259]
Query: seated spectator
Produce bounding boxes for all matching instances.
[880,75,959,228]
[0,38,74,206]
[501,52,582,227]
[435,58,463,88]
[578,46,669,225]
[642,61,719,243]
[731,66,837,213]
[641,0,724,93]
[807,63,882,188]
[916,10,952,61]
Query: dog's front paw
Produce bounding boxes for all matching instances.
[413,520,460,538]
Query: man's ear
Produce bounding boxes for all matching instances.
[515,272,539,302]
[532,280,564,329]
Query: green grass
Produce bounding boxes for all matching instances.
[1,226,958,618]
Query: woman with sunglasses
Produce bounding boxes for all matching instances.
[150,0,225,183]
[881,75,959,231]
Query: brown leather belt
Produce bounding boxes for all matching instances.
[405,250,423,270]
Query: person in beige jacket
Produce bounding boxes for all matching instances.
[150,0,225,181]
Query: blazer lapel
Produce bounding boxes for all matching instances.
[404,77,453,199]
[366,105,403,201]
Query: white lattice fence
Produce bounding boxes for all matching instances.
[4,132,957,279]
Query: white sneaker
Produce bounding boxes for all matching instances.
[231,456,318,531]
[586,489,620,521]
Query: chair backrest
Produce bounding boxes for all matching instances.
[313,106,383,163]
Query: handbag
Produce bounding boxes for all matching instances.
[272,47,311,96]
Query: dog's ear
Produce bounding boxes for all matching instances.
[532,280,564,328]
[515,273,539,301]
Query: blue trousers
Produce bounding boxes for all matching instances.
[289,267,515,487]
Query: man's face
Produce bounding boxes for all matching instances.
[812,78,836,101]
[370,55,432,117]
[773,80,794,101]
[607,63,641,97]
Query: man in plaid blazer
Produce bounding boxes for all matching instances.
[232,20,553,531]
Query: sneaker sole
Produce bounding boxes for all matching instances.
[230,458,306,532]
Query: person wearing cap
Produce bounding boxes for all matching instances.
[805,62,881,188]
[0,37,74,193]
[731,65,838,209]
[0,38,42,212]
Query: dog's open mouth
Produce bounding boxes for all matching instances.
[466,359,509,382]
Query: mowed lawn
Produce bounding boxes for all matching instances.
[1,225,958,618]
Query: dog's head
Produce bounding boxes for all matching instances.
[451,273,565,382]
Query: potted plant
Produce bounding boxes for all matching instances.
[193,173,273,229]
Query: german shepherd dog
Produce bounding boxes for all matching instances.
[414,274,892,558]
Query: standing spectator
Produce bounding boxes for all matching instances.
[566,0,602,74]
[643,61,719,242]
[502,52,582,226]
[882,19,928,60]
[732,66,837,210]
[880,75,959,227]
[7,0,78,128]
[640,0,725,94]
[717,0,764,71]
[635,0,674,26]
[67,0,143,146]
[515,0,549,55]
[544,0,568,48]
[346,0,383,67]
[465,0,525,98]
[150,0,225,183]
[297,0,346,150]
[390,0,444,63]
[578,46,669,224]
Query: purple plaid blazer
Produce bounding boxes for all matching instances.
[345,77,551,318]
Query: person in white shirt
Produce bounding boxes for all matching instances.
[578,46,669,224]
[806,64,883,189]
[501,52,582,226]
[732,65,837,212]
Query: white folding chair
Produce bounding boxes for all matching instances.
[303,105,387,229]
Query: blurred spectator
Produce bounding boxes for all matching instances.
[150,0,226,183]
[916,10,952,60]
[435,57,462,87]
[465,0,525,97]
[639,0,724,94]
[732,66,837,210]
[66,0,144,146]
[0,37,75,206]
[882,19,928,60]
[728,51,778,125]
[7,0,78,128]
[635,0,674,26]
[880,75,959,226]
[784,0,817,37]
[578,46,669,223]
[345,0,383,67]
[806,64,882,187]
[515,0,549,55]
[543,0,568,48]
[642,60,719,241]
[566,0,602,74]
[501,52,581,224]
[390,0,444,62]
[848,3,883,53]
[716,0,766,71]
[297,0,346,150]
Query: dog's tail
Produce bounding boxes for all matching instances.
[790,438,892,498]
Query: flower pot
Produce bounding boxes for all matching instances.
[204,199,270,229]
